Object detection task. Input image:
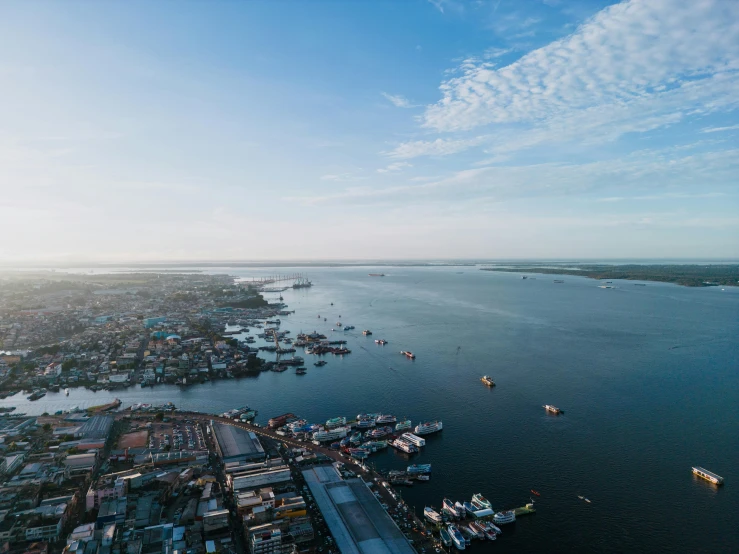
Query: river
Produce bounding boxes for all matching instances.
[3,266,737,552]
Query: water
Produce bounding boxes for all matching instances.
[5,266,738,552]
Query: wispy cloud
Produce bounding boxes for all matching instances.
[596,192,728,203]
[701,124,739,133]
[377,161,412,174]
[381,92,418,109]
[386,136,488,159]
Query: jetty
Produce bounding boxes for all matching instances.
[514,503,536,516]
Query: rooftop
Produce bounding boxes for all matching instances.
[212,423,265,462]
[302,466,415,554]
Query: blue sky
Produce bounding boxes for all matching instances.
[0,0,737,262]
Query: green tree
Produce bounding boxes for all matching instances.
[155,412,164,421]
[42,423,51,432]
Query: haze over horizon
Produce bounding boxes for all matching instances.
[2,0,738,262]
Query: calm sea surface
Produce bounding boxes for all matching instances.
[4,266,738,552]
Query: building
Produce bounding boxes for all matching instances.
[247,523,286,554]
[97,497,127,526]
[202,509,230,536]
[230,468,291,492]
[302,465,415,554]
[64,453,97,477]
[143,317,167,328]
[78,415,114,441]
[211,423,265,464]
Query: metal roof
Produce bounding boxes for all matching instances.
[212,423,265,462]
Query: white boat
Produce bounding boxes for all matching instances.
[325,416,346,428]
[543,404,562,414]
[375,414,396,424]
[312,427,349,441]
[493,510,516,525]
[443,498,459,519]
[692,466,724,485]
[401,432,426,447]
[454,501,466,517]
[424,507,443,524]
[471,493,492,510]
[65,388,69,396]
[484,521,502,535]
[414,420,443,435]
[390,438,417,454]
[447,525,466,550]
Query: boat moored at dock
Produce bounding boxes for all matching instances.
[439,527,452,547]
[493,510,516,525]
[424,507,443,524]
[471,493,492,511]
[443,498,460,519]
[395,419,412,432]
[326,416,346,428]
[692,466,724,485]
[312,426,349,441]
[375,414,397,424]
[401,432,426,447]
[447,524,466,550]
[407,463,432,474]
[414,420,443,435]
[390,438,418,453]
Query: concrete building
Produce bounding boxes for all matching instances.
[230,468,291,492]
[248,523,287,554]
[64,453,97,477]
[202,509,229,536]
[302,465,415,554]
[144,317,167,328]
[211,423,265,464]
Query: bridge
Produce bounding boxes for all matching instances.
[240,273,309,286]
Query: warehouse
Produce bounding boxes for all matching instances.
[210,422,265,464]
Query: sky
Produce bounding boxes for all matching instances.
[0,0,738,262]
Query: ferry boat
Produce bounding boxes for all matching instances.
[414,420,443,435]
[348,448,369,459]
[471,493,492,511]
[395,420,412,431]
[447,524,466,550]
[493,510,516,525]
[439,527,452,547]
[367,426,392,438]
[326,416,347,428]
[692,466,724,485]
[454,501,466,517]
[543,404,562,414]
[362,440,387,452]
[424,507,443,524]
[375,414,396,424]
[407,463,432,474]
[362,330,373,336]
[401,433,426,447]
[390,439,417,453]
[312,426,348,441]
[357,412,379,420]
[356,418,376,429]
[374,339,387,345]
[349,432,363,445]
[401,350,416,359]
[339,436,351,447]
[480,375,496,387]
[443,499,460,519]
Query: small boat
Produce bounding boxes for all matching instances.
[439,527,452,547]
[471,493,492,510]
[362,330,373,336]
[531,489,540,496]
[454,501,466,517]
[375,339,387,345]
[295,369,306,375]
[314,360,328,367]
[443,498,459,519]
[578,495,591,503]
[65,388,70,396]
[463,501,476,514]
[424,507,443,524]
[543,404,562,414]
[447,524,466,550]
[401,350,415,359]
[481,375,495,387]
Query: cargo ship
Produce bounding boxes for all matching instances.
[692,466,724,485]
[543,405,562,414]
[414,420,443,435]
[481,375,496,387]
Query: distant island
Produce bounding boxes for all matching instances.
[481,264,739,287]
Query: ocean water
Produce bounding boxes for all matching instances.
[5,266,738,552]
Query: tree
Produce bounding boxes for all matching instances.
[62,434,75,442]
[163,444,171,452]
[155,412,164,421]
[42,423,51,432]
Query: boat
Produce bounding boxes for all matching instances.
[27,389,46,401]
[543,404,562,414]
[348,448,369,459]
[415,474,430,481]
[395,419,412,431]
[443,499,460,519]
[295,368,306,375]
[414,420,443,435]
[447,525,466,550]
[312,426,349,441]
[454,501,466,517]
[356,418,376,429]
[369,273,385,277]
[401,350,415,359]
[463,502,476,514]
[531,489,540,496]
[314,360,327,367]
[65,388,70,396]
[349,431,362,445]
[390,439,417,453]
[521,275,528,279]
[375,414,396,424]
[692,466,724,485]
[401,433,425,447]
[407,463,431,474]
[344,325,355,330]
[471,493,492,510]
[485,522,502,535]
[439,527,452,547]
[468,522,486,539]
[481,375,496,387]
[459,526,475,543]
[374,339,387,345]
[335,322,342,327]
[367,426,392,438]
[339,436,351,447]
[493,510,516,525]
[553,279,564,283]
[326,416,347,428]
[424,507,443,524]
[362,330,373,336]
[362,440,387,452]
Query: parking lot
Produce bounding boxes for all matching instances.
[149,419,207,451]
